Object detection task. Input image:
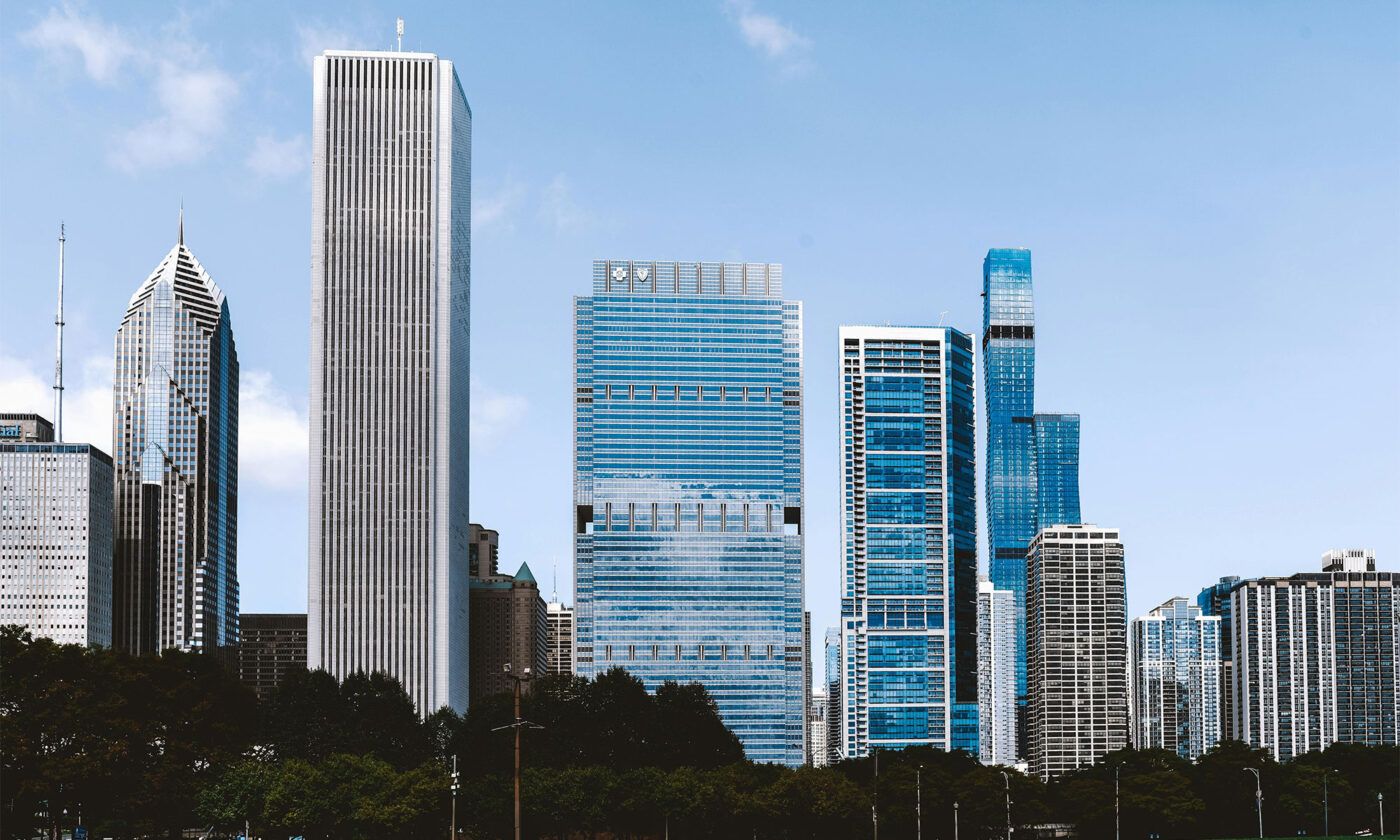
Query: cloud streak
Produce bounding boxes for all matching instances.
[724,0,814,77]
[246,133,309,180]
[472,378,528,454]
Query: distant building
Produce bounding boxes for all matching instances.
[471,525,500,578]
[824,626,842,764]
[979,576,1017,765]
[1232,553,1396,759]
[1323,549,1375,573]
[1026,524,1129,779]
[238,613,307,700]
[469,526,547,704]
[1032,414,1081,529]
[545,601,575,676]
[1130,597,1222,760]
[809,688,830,767]
[1196,575,1242,741]
[0,414,113,648]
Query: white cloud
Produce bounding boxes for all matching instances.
[246,133,309,180]
[0,353,112,452]
[471,378,528,454]
[20,3,137,84]
[724,0,814,77]
[238,371,308,492]
[296,23,370,67]
[475,176,528,231]
[539,174,594,233]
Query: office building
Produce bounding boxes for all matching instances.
[238,613,307,700]
[1232,554,1396,760]
[309,48,471,714]
[0,414,113,648]
[1032,413,1081,528]
[1026,524,1128,779]
[978,576,1017,765]
[574,259,805,765]
[1323,549,1375,572]
[824,626,842,764]
[112,222,238,657]
[546,601,574,676]
[809,688,830,767]
[1196,575,1242,740]
[469,527,547,704]
[837,325,978,758]
[1130,597,1222,760]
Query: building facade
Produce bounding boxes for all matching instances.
[112,225,238,657]
[470,556,548,704]
[546,601,575,676]
[838,325,978,758]
[978,576,1017,765]
[0,415,113,648]
[1232,557,1397,760]
[1130,597,1222,760]
[238,613,307,700]
[309,49,471,714]
[824,626,842,764]
[573,259,805,765]
[1026,524,1128,779]
[1031,413,1081,529]
[809,688,830,768]
[1196,575,1241,740]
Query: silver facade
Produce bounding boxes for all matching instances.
[978,576,1017,765]
[1130,597,1222,760]
[0,439,114,647]
[309,49,471,714]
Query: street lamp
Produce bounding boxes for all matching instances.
[916,764,922,840]
[953,801,959,840]
[1322,769,1330,838]
[492,664,544,840]
[1245,767,1263,840]
[1379,792,1385,836]
[1115,766,1120,840]
[1002,771,1013,840]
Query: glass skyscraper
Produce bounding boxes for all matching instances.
[838,326,978,758]
[1032,413,1081,528]
[1197,575,1242,740]
[573,259,805,766]
[1130,597,1223,760]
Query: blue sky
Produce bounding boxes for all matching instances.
[2,1,1397,664]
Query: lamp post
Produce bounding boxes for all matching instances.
[1245,767,1263,840]
[492,664,543,840]
[872,747,879,840]
[1115,765,1120,840]
[953,801,959,840]
[1002,771,1013,840]
[449,753,459,840]
[1379,792,1385,836]
[1322,770,1329,838]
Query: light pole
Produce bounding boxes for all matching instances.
[953,801,959,840]
[1115,765,1120,840]
[1245,767,1263,840]
[1002,771,1013,840]
[1322,770,1329,838]
[916,764,922,840]
[449,754,459,839]
[492,664,543,840]
[872,747,879,840]
[1379,792,1385,836]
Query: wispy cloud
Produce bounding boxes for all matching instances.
[475,176,528,232]
[724,0,814,77]
[471,378,528,454]
[238,371,308,491]
[21,6,239,172]
[0,352,113,451]
[539,174,596,233]
[246,133,309,180]
[295,22,371,68]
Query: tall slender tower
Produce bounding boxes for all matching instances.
[573,259,805,765]
[838,326,979,758]
[309,48,471,714]
[112,216,239,656]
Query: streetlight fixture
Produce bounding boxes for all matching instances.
[1245,767,1263,840]
[953,801,959,840]
[1115,765,1120,840]
[916,764,922,840]
[1379,792,1385,836]
[1002,771,1013,840]
[492,664,544,840]
[1322,769,1330,838]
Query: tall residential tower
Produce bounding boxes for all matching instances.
[838,326,978,757]
[309,49,471,714]
[1130,597,1223,760]
[573,259,805,765]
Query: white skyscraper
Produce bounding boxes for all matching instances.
[978,576,1016,765]
[309,48,471,714]
[1130,597,1222,760]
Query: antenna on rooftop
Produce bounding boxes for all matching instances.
[396,18,404,51]
[54,223,65,442]
[551,555,558,603]
[938,310,948,327]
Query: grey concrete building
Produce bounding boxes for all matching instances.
[238,613,307,699]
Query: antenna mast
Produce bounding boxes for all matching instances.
[54,223,65,442]
[396,18,404,51]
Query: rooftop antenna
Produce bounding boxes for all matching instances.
[396,18,404,51]
[937,310,948,327]
[53,223,65,442]
[551,555,558,603]
[178,199,184,246]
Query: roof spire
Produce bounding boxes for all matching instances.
[178,199,184,246]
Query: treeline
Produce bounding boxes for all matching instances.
[3,627,1395,839]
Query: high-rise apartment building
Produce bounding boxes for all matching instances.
[238,613,307,700]
[1026,524,1128,779]
[809,688,830,768]
[1232,554,1396,760]
[1196,575,1242,740]
[573,259,805,765]
[978,576,1016,765]
[837,325,978,758]
[0,414,113,648]
[309,48,471,714]
[470,555,547,704]
[1130,597,1222,760]
[1031,413,1081,528]
[113,224,238,656]
[545,601,574,676]
[1323,549,1376,572]
[824,626,842,764]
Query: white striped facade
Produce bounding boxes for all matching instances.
[310,50,471,715]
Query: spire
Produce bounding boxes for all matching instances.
[178,200,184,246]
[515,561,536,584]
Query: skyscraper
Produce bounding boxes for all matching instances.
[982,249,1038,748]
[1026,524,1129,779]
[238,613,307,700]
[309,48,471,714]
[1032,413,1081,528]
[1130,597,1222,760]
[824,626,842,764]
[112,221,238,656]
[978,576,1016,765]
[837,325,978,758]
[545,601,575,676]
[470,556,547,705]
[1196,575,1241,740]
[0,413,113,648]
[573,259,805,765]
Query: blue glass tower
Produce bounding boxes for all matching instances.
[574,259,805,765]
[838,326,978,758]
[982,249,1037,722]
[1032,413,1081,528]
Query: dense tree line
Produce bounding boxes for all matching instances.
[3,627,1396,839]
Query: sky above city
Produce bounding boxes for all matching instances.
[2,1,1397,668]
